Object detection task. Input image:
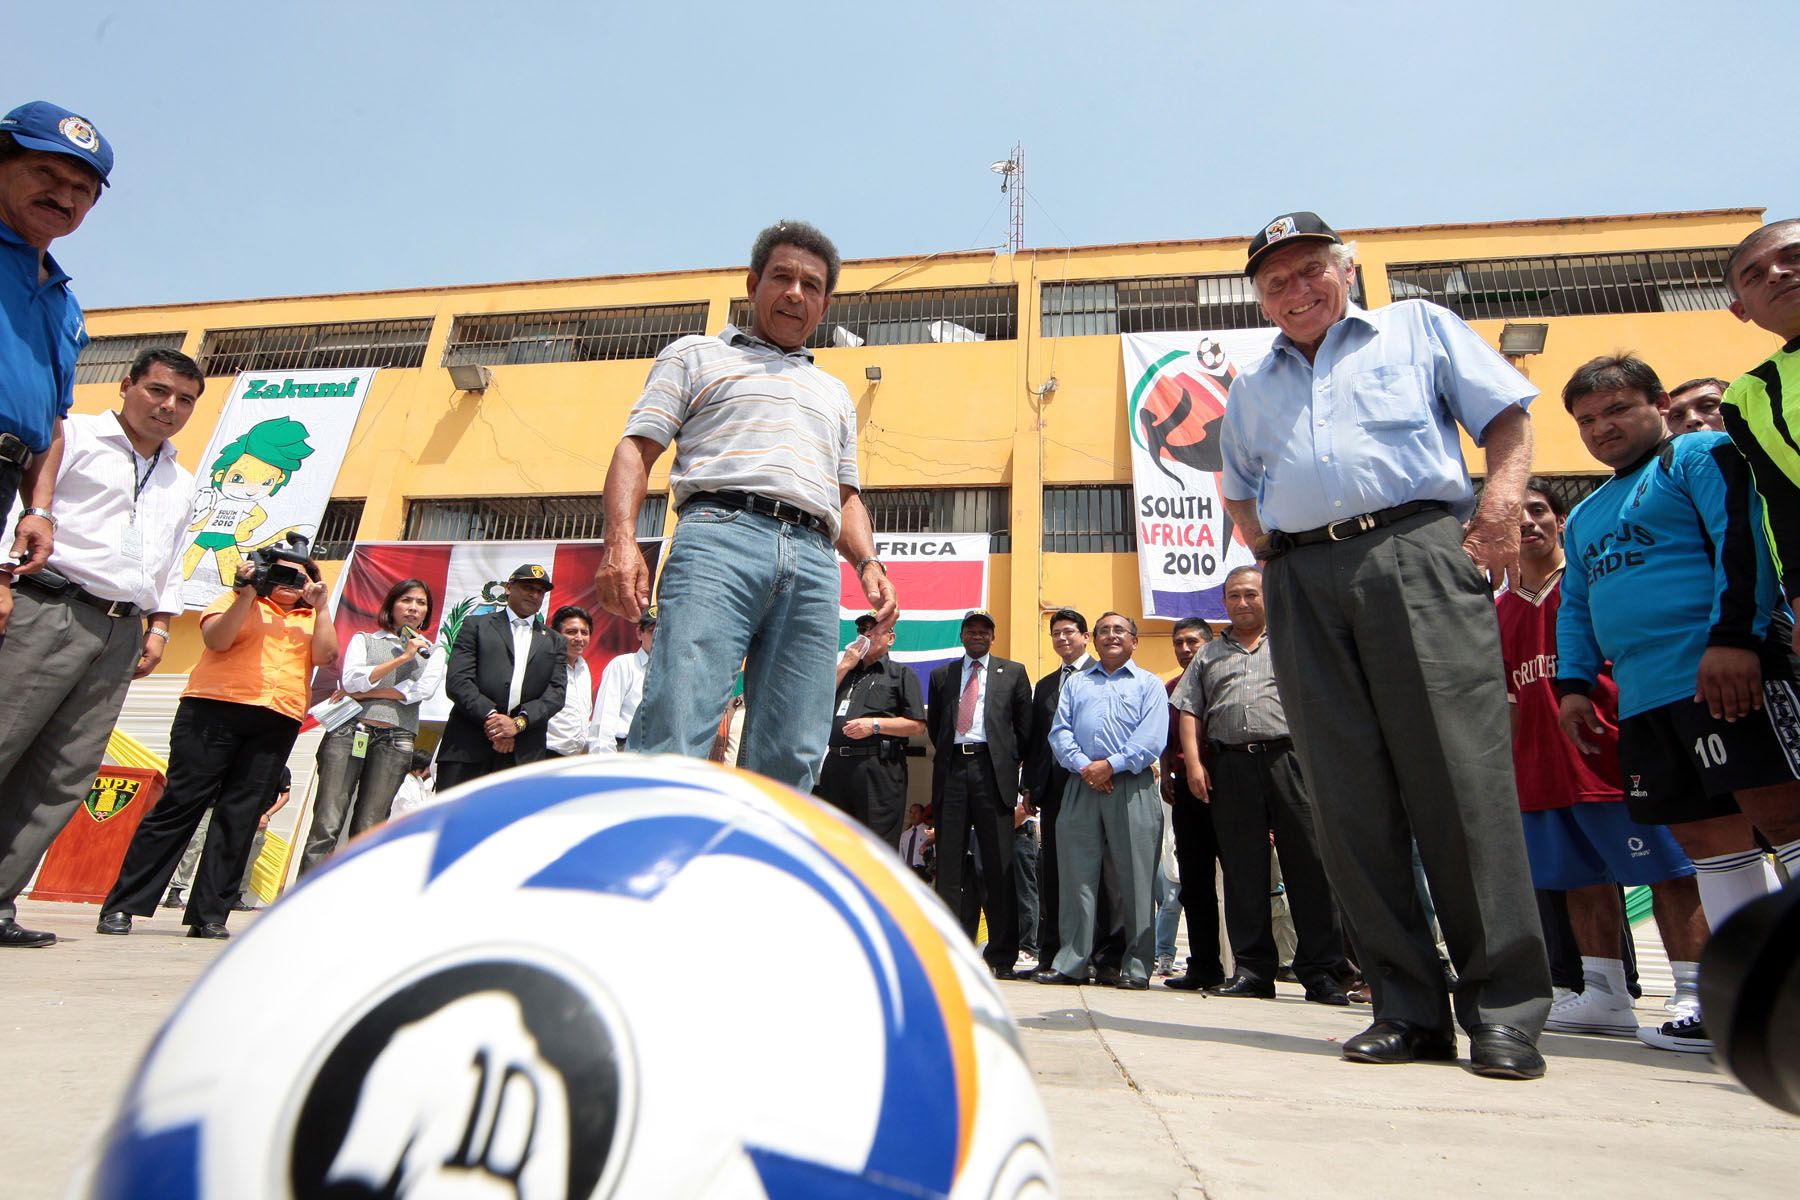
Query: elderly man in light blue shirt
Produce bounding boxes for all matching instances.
[1033,612,1168,990]
[1216,212,1551,1080]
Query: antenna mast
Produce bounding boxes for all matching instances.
[989,144,1024,254]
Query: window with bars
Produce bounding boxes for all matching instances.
[403,495,668,542]
[74,332,188,386]
[1043,484,1137,553]
[312,499,366,559]
[861,486,1010,552]
[1385,248,1732,320]
[199,318,433,375]
[443,302,710,366]
[1042,275,1271,337]
[727,285,1018,349]
[1472,474,1608,514]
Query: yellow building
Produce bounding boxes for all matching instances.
[75,206,1772,683]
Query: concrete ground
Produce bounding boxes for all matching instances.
[4,897,1794,1199]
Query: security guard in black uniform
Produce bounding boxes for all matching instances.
[815,615,926,849]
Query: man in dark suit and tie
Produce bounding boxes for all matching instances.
[1022,607,1118,976]
[929,609,1033,979]
[436,563,568,791]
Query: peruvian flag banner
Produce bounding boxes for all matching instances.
[839,533,990,693]
[317,540,662,721]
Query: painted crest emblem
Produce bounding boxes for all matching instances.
[58,115,99,152]
[531,565,546,579]
[1264,216,1298,243]
[85,775,143,823]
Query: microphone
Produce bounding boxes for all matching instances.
[399,626,433,659]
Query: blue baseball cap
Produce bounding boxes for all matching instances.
[0,101,113,187]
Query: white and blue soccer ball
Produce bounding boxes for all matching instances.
[82,755,1055,1199]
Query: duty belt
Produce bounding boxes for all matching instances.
[1211,737,1292,755]
[1262,500,1447,558]
[686,490,830,536]
[16,572,142,619]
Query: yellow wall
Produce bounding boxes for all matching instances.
[77,209,1775,681]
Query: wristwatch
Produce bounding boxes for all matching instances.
[514,715,528,732]
[20,506,55,529]
[873,719,882,736]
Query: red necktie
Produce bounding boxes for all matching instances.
[956,659,981,736]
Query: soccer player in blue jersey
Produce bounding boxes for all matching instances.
[1555,354,1800,1053]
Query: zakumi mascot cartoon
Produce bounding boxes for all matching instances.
[182,416,316,586]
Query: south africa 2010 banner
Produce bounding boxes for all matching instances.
[1123,330,1276,620]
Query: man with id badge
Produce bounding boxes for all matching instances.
[0,348,202,948]
[815,614,924,848]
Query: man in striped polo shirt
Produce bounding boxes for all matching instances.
[597,220,897,790]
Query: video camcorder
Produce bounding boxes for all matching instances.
[246,532,313,597]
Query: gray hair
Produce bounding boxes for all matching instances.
[1250,239,1357,301]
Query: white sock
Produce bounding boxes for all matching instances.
[1691,849,1771,929]
[1580,955,1628,1000]
[1773,838,1800,887]
[1669,960,1701,1010]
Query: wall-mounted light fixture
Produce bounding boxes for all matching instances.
[1498,323,1549,357]
[448,363,492,392]
[865,366,882,382]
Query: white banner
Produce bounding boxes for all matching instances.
[177,367,377,610]
[1123,331,1275,620]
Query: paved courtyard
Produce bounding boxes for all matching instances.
[3,897,1793,1198]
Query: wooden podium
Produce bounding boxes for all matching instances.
[29,768,166,904]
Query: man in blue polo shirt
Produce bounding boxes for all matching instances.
[1219,212,1552,1079]
[0,100,113,638]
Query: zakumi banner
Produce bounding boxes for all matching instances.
[1123,330,1276,620]
[177,367,377,611]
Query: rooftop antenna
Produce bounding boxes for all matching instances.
[989,144,1023,254]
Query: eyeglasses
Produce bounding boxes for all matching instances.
[1094,625,1134,637]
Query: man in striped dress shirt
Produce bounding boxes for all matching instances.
[596,221,896,791]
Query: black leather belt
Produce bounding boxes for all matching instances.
[16,572,143,619]
[1265,500,1447,557]
[834,744,881,757]
[1211,737,1292,755]
[955,742,986,756]
[687,490,830,536]
[0,432,29,468]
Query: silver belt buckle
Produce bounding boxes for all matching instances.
[106,600,132,618]
[1326,513,1376,541]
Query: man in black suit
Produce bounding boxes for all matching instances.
[437,564,568,791]
[929,609,1033,979]
[1022,607,1120,976]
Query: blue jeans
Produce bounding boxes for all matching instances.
[1155,867,1181,959]
[630,502,839,791]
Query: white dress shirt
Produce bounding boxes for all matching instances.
[954,653,991,744]
[593,649,649,752]
[506,613,536,713]
[900,822,930,868]
[4,411,194,611]
[547,655,594,755]
[339,630,447,704]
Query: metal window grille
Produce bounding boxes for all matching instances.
[443,302,710,366]
[313,499,366,560]
[402,495,668,542]
[1042,274,1271,336]
[1043,484,1137,553]
[727,286,1018,349]
[1385,248,1733,320]
[74,332,187,385]
[861,486,1010,553]
[1472,474,1608,514]
[199,318,433,375]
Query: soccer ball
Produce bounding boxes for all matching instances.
[82,755,1055,1199]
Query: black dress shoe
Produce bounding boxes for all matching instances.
[96,912,132,936]
[1033,968,1084,985]
[1209,974,1276,999]
[0,918,55,948]
[1467,1024,1546,1080]
[1115,976,1150,990]
[187,922,231,940]
[1093,965,1122,987]
[989,964,1027,981]
[1341,1019,1457,1065]
[1304,981,1351,1006]
[159,887,184,910]
[1163,971,1224,992]
[230,893,258,913]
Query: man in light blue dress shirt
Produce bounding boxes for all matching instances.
[1217,212,1551,1079]
[1034,612,1168,989]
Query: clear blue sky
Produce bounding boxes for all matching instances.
[14,0,1791,309]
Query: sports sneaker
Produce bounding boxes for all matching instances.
[1637,1013,1713,1054]
[1664,993,1700,1021]
[1154,953,1176,977]
[1552,985,1574,1006]
[1545,986,1637,1036]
